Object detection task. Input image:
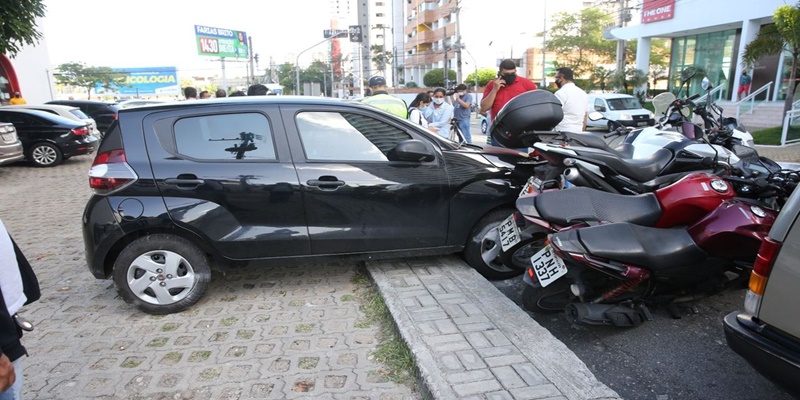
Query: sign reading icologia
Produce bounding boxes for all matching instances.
[96,67,180,96]
[195,25,249,59]
[641,0,675,24]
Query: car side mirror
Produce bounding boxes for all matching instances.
[587,111,605,121]
[594,106,607,112]
[390,139,435,162]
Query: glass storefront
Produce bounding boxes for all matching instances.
[669,30,738,99]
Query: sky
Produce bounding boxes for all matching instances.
[43,0,587,81]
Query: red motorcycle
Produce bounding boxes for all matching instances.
[519,170,799,327]
[499,171,739,271]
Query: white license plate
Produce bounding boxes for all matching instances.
[529,245,568,287]
[637,121,648,126]
[519,176,543,197]
[498,214,521,252]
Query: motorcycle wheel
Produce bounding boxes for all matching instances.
[499,232,547,271]
[522,280,573,314]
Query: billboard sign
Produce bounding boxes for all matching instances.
[195,25,249,58]
[96,67,180,96]
[641,0,675,24]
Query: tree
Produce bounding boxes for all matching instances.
[591,66,615,92]
[610,67,648,98]
[546,8,616,76]
[276,62,296,95]
[0,0,46,57]
[301,60,331,95]
[465,68,498,87]
[423,68,456,88]
[371,44,392,76]
[743,3,800,118]
[54,62,128,100]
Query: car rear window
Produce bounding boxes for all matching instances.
[69,109,90,119]
[173,113,276,160]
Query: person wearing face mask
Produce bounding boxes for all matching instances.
[425,87,454,137]
[479,59,538,145]
[407,92,433,130]
[452,83,473,143]
[553,67,589,133]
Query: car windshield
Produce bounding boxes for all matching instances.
[606,98,643,111]
[70,109,89,119]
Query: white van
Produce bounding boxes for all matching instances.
[586,93,655,131]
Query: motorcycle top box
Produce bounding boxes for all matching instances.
[490,90,564,148]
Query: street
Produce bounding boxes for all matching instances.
[492,278,792,400]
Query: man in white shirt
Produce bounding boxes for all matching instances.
[553,67,589,133]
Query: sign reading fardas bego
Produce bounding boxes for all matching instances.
[195,25,249,59]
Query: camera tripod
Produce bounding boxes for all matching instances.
[448,118,467,144]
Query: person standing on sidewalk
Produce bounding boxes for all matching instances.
[452,84,473,143]
[426,87,454,138]
[361,76,408,118]
[8,93,25,106]
[480,59,538,145]
[553,67,589,133]
[738,71,752,101]
[0,218,40,399]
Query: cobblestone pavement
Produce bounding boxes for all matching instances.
[0,156,417,399]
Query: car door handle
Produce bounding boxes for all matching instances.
[307,178,345,190]
[164,177,205,188]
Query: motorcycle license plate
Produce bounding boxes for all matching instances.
[519,176,543,197]
[498,214,521,252]
[529,245,568,288]
[637,122,648,126]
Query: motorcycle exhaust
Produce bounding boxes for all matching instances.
[564,302,652,328]
[563,167,591,188]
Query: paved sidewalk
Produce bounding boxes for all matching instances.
[368,257,620,400]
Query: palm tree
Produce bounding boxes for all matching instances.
[591,66,614,92]
[742,3,800,118]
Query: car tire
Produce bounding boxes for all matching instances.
[499,233,547,271]
[481,119,488,134]
[607,121,616,132]
[521,280,573,314]
[28,142,62,167]
[464,209,523,280]
[112,234,211,315]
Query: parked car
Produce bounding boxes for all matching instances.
[586,93,655,131]
[82,97,533,314]
[5,104,101,137]
[0,122,24,166]
[116,99,168,108]
[46,100,120,134]
[724,185,800,398]
[0,108,98,167]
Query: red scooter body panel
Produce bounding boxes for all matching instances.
[653,173,735,228]
[687,199,777,260]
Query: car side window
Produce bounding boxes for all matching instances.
[594,99,605,111]
[296,111,412,161]
[1,114,31,126]
[173,113,276,160]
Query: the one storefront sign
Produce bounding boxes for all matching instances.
[641,0,675,24]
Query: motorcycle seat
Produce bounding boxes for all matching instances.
[531,187,661,226]
[561,132,634,158]
[569,222,707,271]
[578,148,672,182]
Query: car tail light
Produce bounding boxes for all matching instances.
[111,114,118,119]
[744,236,781,314]
[71,127,89,137]
[89,149,138,194]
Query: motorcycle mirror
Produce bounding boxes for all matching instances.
[701,77,711,91]
[680,67,697,83]
[587,111,605,121]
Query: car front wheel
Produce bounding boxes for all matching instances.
[463,209,523,280]
[481,119,488,134]
[112,234,211,315]
[29,142,62,167]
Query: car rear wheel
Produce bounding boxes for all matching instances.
[464,209,523,280]
[112,234,211,315]
[28,142,62,167]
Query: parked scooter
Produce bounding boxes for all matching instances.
[519,170,800,327]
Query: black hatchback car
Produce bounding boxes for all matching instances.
[46,100,120,134]
[82,97,533,314]
[0,108,98,167]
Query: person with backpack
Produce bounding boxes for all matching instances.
[407,92,433,131]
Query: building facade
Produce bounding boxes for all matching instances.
[403,0,458,87]
[612,0,790,101]
[356,0,395,87]
[1,18,55,105]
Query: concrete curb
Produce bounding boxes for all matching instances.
[367,256,620,400]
